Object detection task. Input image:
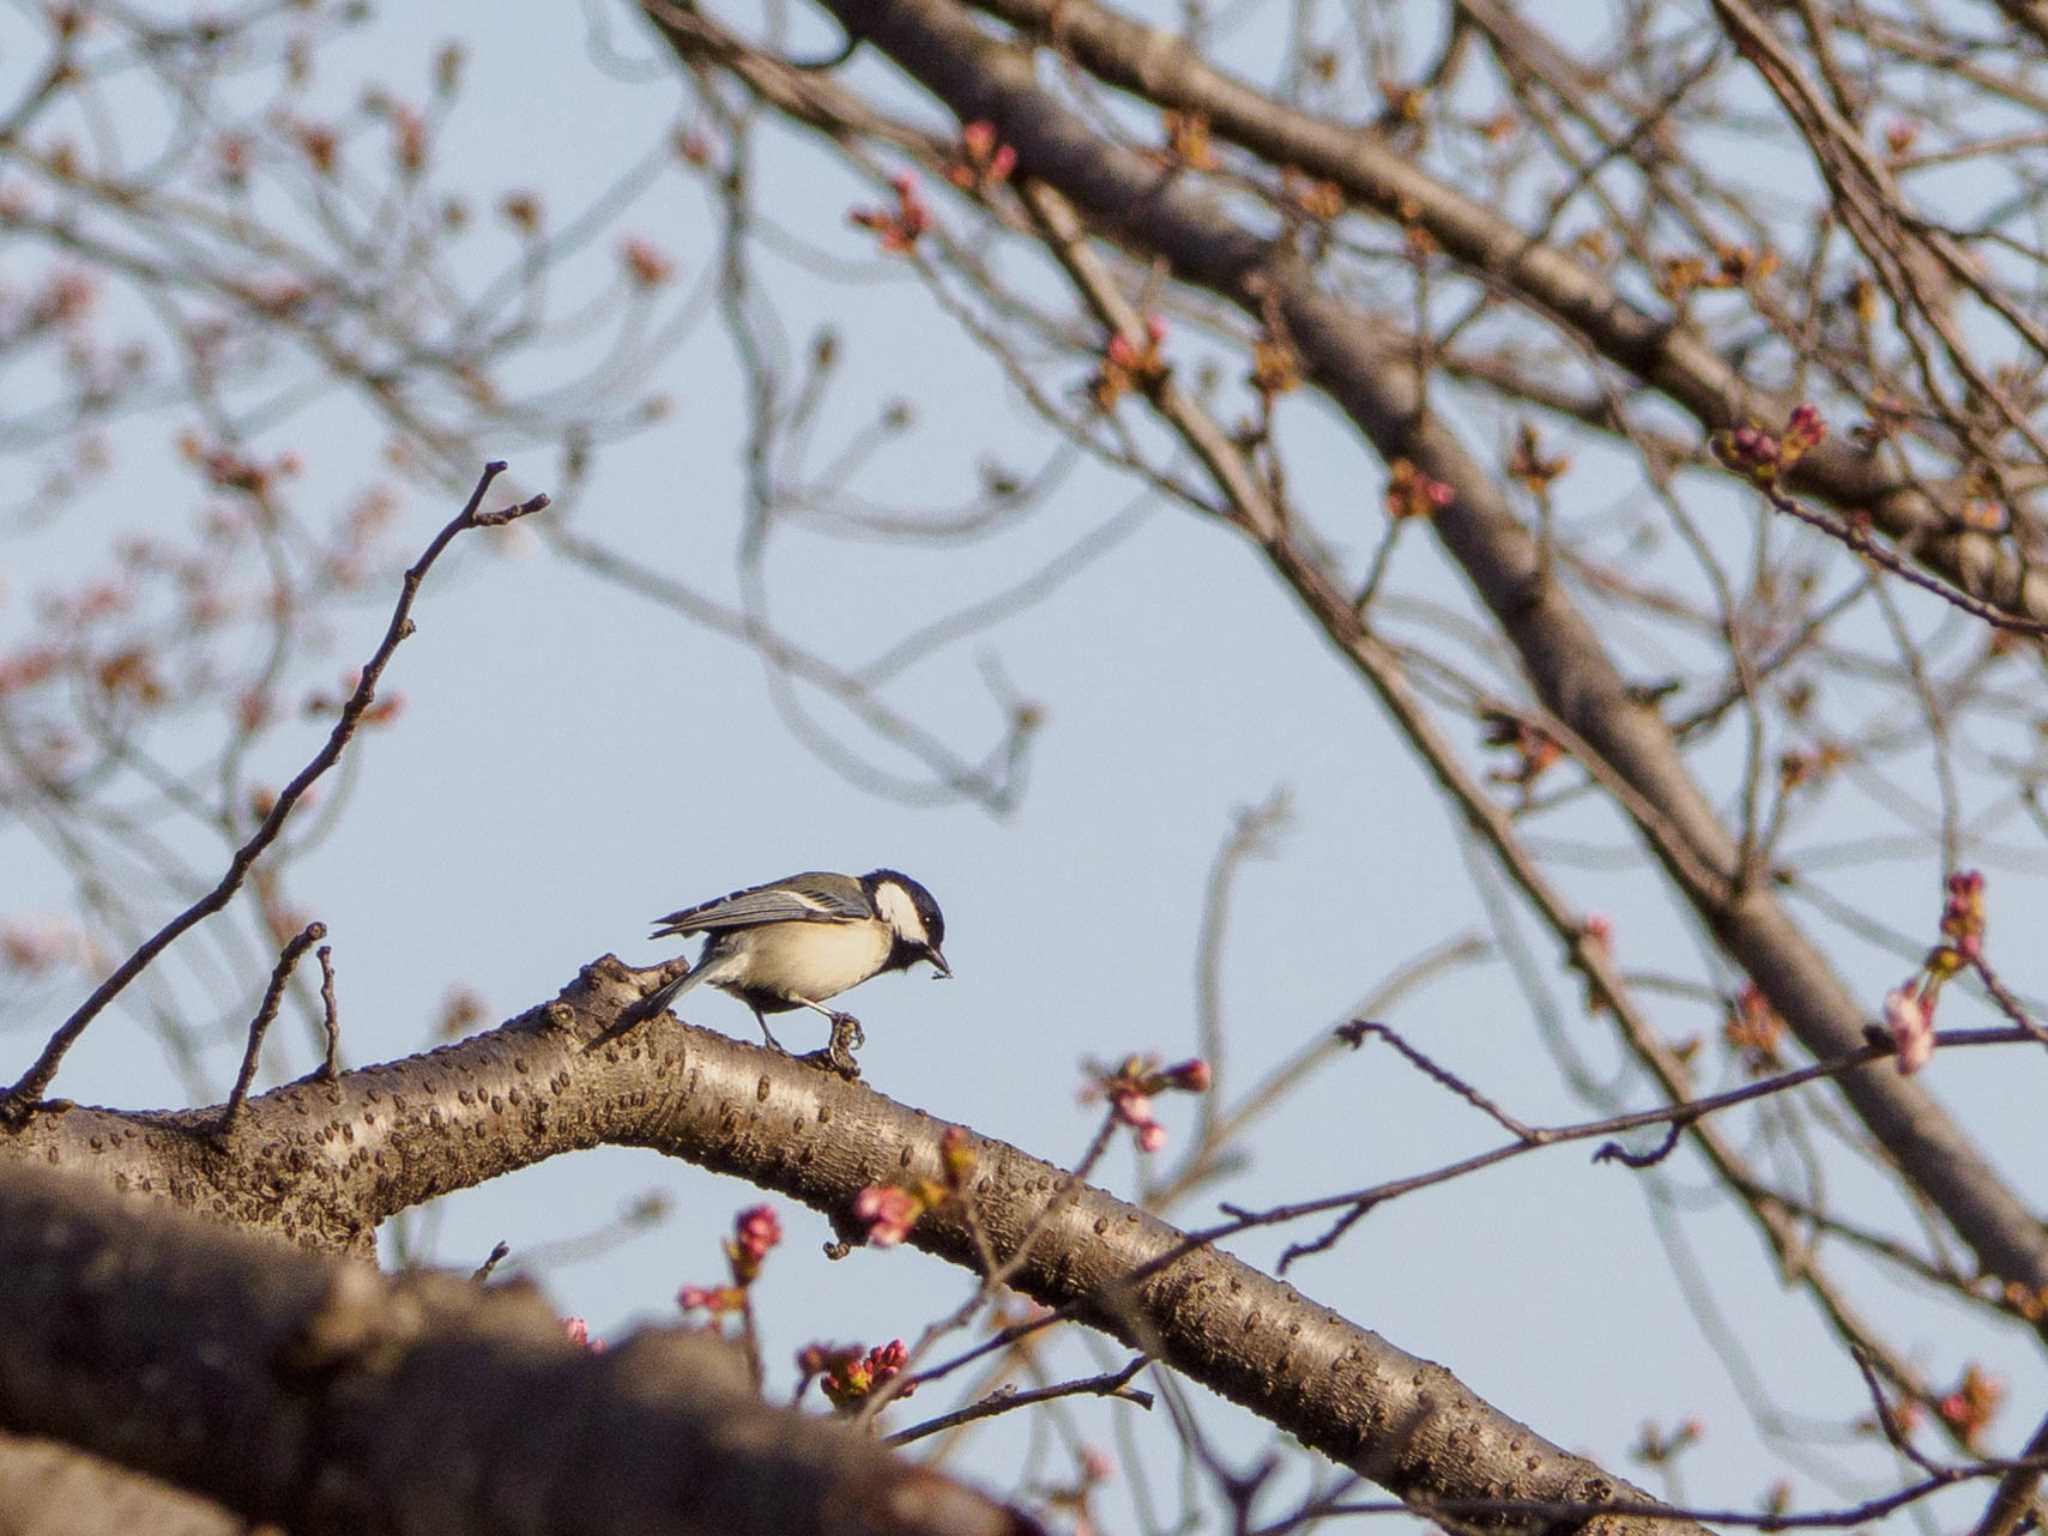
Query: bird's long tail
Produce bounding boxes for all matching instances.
[641,959,712,1018]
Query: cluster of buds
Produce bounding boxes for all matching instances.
[1401,213,1439,263]
[799,1338,914,1410]
[1777,741,1845,792]
[1249,337,1301,399]
[214,133,252,190]
[676,1203,783,1319]
[0,646,59,698]
[1722,983,1783,1075]
[13,268,97,329]
[1162,109,1216,170]
[945,121,1017,192]
[1091,316,1169,410]
[1938,869,1985,962]
[1631,1417,1705,1466]
[673,128,711,167]
[499,192,543,234]
[1043,1447,1117,1536]
[1506,422,1569,494]
[1083,1055,1211,1154]
[1384,458,1453,520]
[1379,79,1427,125]
[1998,1278,2048,1323]
[285,116,340,176]
[1481,711,1562,793]
[563,1316,607,1353]
[1713,404,1826,483]
[178,433,300,497]
[851,1125,977,1248]
[1,915,86,975]
[1882,870,1986,1077]
[1960,496,2008,534]
[1937,1364,2002,1448]
[303,669,404,727]
[96,646,165,707]
[619,237,674,289]
[1655,245,1779,301]
[392,104,428,175]
[850,173,930,254]
[1579,914,1613,1016]
[1281,169,1344,221]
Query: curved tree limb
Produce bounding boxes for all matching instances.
[0,1160,1037,1536]
[0,956,1702,1536]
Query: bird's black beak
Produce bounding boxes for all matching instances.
[927,945,951,978]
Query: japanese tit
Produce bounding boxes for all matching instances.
[641,869,949,1053]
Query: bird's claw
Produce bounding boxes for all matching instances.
[799,1012,865,1080]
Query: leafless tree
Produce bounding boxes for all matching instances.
[4,2,2048,1533]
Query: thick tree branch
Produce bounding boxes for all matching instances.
[0,957,1701,1536]
[0,1161,1035,1536]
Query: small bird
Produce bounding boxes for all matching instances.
[641,869,949,1060]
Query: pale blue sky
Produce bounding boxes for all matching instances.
[3,1,2041,1527]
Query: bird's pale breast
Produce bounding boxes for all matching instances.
[728,918,892,1003]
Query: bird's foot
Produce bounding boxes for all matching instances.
[799,1013,865,1080]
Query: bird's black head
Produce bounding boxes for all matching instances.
[863,868,949,977]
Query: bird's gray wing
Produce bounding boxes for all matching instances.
[650,872,871,938]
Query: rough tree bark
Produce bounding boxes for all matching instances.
[0,1159,1033,1536]
[0,957,1699,1536]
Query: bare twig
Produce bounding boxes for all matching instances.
[1334,1021,1533,1141]
[1849,1345,1943,1478]
[316,944,341,1081]
[0,462,547,1122]
[882,1356,1152,1447]
[1758,480,2048,635]
[217,922,325,1140]
[1192,789,1291,1143]
[1242,1026,2032,1273]
[471,1241,511,1284]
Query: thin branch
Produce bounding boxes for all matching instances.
[471,1241,511,1284]
[1191,789,1291,1144]
[218,922,326,1140]
[1,461,548,1121]
[1235,1026,2033,1274]
[1759,479,2048,636]
[882,1357,1153,1447]
[315,944,341,1082]
[1333,1021,1532,1140]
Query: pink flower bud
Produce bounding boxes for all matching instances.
[734,1204,782,1262]
[852,1184,921,1247]
[1885,984,1933,1075]
[1166,1058,1212,1092]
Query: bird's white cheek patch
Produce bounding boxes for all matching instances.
[874,882,927,944]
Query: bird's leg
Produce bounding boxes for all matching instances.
[750,1007,791,1055]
